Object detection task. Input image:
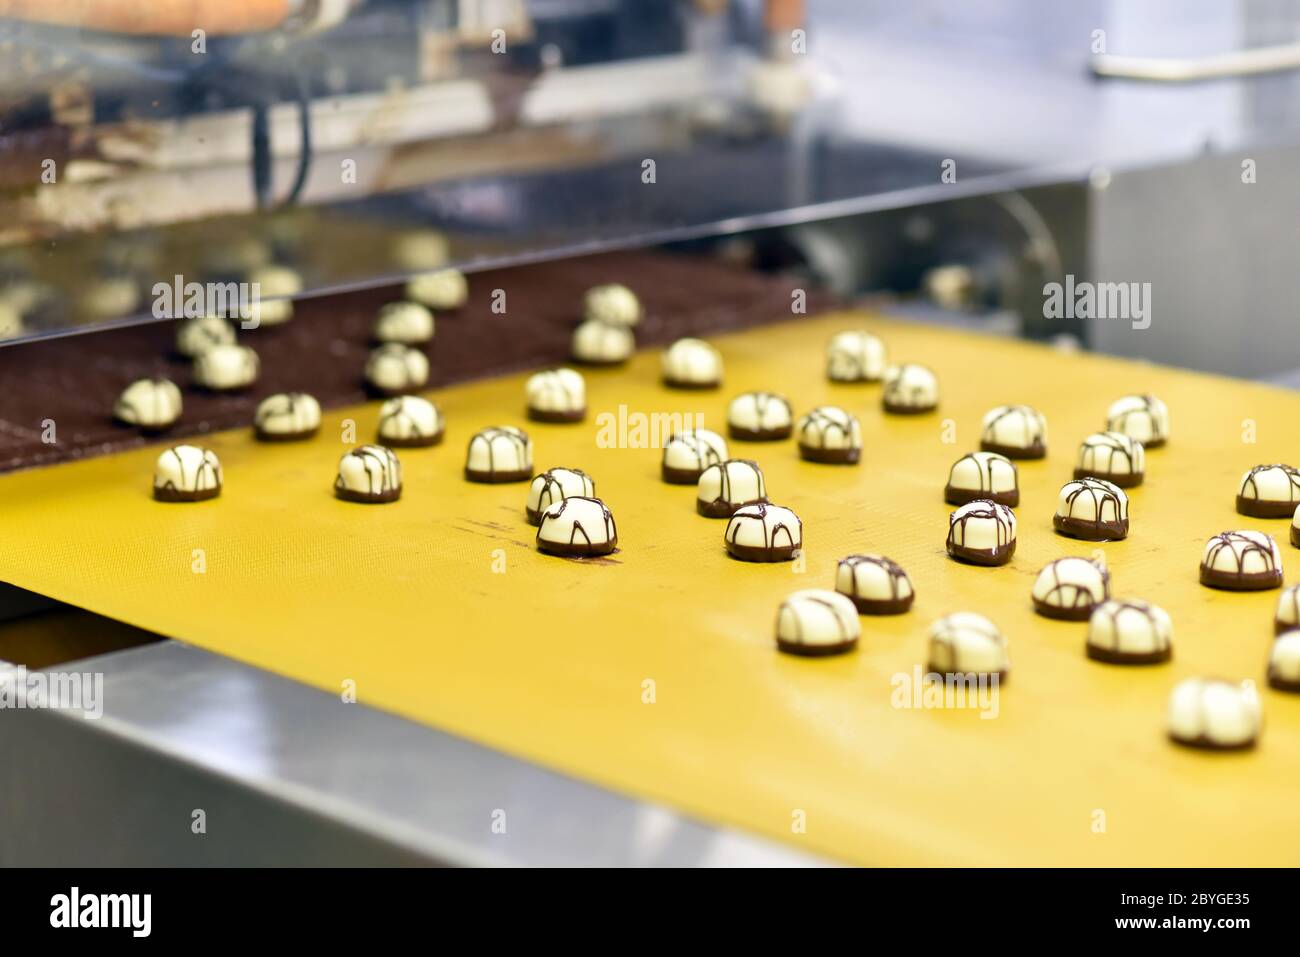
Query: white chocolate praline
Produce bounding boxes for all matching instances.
[835,555,913,603]
[536,496,617,552]
[947,500,1017,552]
[153,445,221,496]
[365,343,429,393]
[725,503,802,555]
[1201,531,1283,577]
[662,337,722,386]
[930,612,1002,642]
[826,329,886,382]
[584,283,641,327]
[406,268,468,310]
[80,276,140,319]
[1106,394,1168,446]
[1086,599,1172,659]
[175,315,235,357]
[662,429,728,476]
[391,230,449,271]
[0,302,23,339]
[1076,432,1144,477]
[254,392,321,437]
[882,363,939,411]
[466,426,533,478]
[525,368,586,416]
[728,391,792,435]
[373,301,435,345]
[1277,584,1300,632]
[797,406,861,451]
[246,264,301,326]
[927,613,1009,676]
[194,343,259,390]
[527,468,595,520]
[1032,557,1109,613]
[1167,678,1260,749]
[946,451,1018,495]
[776,590,861,652]
[1056,478,1128,524]
[336,445,402,500]
[571,319,634,364]
[378,396,443,444]
[980,405,1046,453]
[697,459,766,511]
[114,377,182,429]
[1238,464,1300,507]
[1269,632,1300,689]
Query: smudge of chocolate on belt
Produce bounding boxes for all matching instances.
[0,250,836,473]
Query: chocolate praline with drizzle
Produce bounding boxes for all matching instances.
[1236,463,1300,518]
[525,467,595,526]
[464,425,533,483]
[796,406,862,464]
[1198,531,1283,591]
[775,589,861,656]
[536,495,618,558]
[696,459,767,518]
[661,429,727,484]
[334,445,402,504]
[1073,432,1144,488]
[727,391,792,441]
[944,451,1018,507]
[1031,556,1109,620]
[835,555,914,614]
[724,502,802,562]
[946,500,1017,566]
[1085,598,1173,664]
[1053,477,1129,541]
[979,405,1046,460]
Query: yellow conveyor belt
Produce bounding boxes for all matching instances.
[1,310,1298,865]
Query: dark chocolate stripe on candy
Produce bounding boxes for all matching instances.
[982,405,1043,445]
[726,502,801,550]
[1090,599,1163,640]
[467,426,530,476]
[1108,394,1165,440]
[1064,478,1125,521]
[381,398,434,438]
[665,432,722,471]
[703,458,764,508]
[1241,464,1300,504]
[1204,531,1279,579]
[254,391,310,426]
[951,451,1016,491]
[798,408,856,448]
[781,594,854,645]
[532,370,581,408]
[947,500,1015,549]
[884,364,932,406]
[335,445,399,495]
[159,446,219,493]
[114,378,174,422]
[839,554,908,601]
[1039,558,1109,609]
[540,495,615,546]
[534,468,591,512]
[1080,433,1138,470]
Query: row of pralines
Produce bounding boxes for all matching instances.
[777,573,1294,752]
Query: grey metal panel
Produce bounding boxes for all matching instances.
[0,640,827,867]
[1089,143,1300,379]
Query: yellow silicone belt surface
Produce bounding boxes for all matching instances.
[1,311,1297,865]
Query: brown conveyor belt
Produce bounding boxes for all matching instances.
[0,251,833,474]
